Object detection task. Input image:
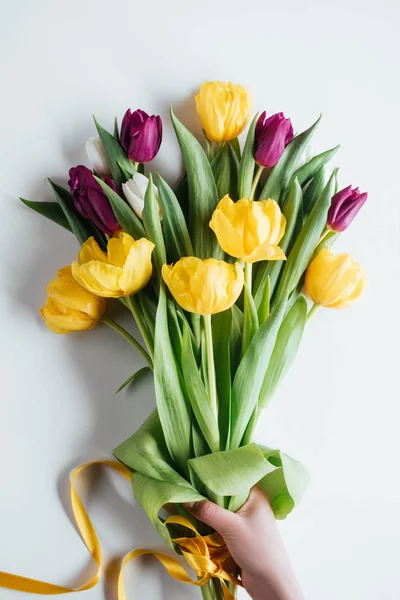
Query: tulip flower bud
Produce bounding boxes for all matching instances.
[40,266,106,334]
[254,112,294,168]
[122,172,161,220]
[120,109,162,163]
[195,81,251,143]
[85,137,110,176]
[327,185,368,232]
[162,257,244,315]
[305,247,366,309]
[72,234,154,298]
[68,165,120,235]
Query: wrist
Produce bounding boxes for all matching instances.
[243,568,304,600]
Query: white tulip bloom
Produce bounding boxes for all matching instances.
[122,172,161,220]
[85,137,110,176]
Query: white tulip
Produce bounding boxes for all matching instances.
[122,172,161,220]
[85,137,110,176]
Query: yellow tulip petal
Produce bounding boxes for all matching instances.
[72,261,123,298]
[119,238,154,296]
[162,263,197,313]
[78,237,108,265]
[107,232,135,267]
[305,248,366,309]
[41,299,97,333]
[209,206,245,259]
[260,200,286,244]
[47,275,106,319]
[245,244,287,263]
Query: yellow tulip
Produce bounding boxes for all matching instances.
[195,81,251,143]
[71,233,154,298]
[162,257,244,315]
[40,266,106,334]
[209,195,286,263]
[305,247,366,308]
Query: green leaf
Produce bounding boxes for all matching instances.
[302,164,328,218]
[259,296,307,408]
[113,410,203,546]
[314,229,340,255]
[230,137,241,161]
[212,310,232,450]
[211,143,239,200]
[230,297,287,448]
[20,199,72,233]
[154,283,192,474]
[113,116,119,141]
[143,173,166,279]
[94,117,135,187]
[274,170,337,305]
[48,179,94,247]
[259,115,321,204]
[258,446,309,519]
[156,174,194,262]
[173,176,188,217]
[254,178,303,307]
[170,108,221,259]
[115,366,151,394]
[238,114,258,198]
[257,275,270,324]
[182,323,220,453]
[94,176,146,239]
[189,443,274,497]
[230,305,244,377]
[294,145,340,188]
[241,281,260,356]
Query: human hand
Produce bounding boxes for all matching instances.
[186,487,304,600]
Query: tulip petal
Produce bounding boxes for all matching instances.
[78,237,108,265]
[119,238,154,295]
[209,206,245,258]
[47,271,106,319]
[41,299,97,333]
[246,244,287,263]
[72,261,123,298]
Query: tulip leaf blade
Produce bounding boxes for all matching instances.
[181,322,220,453]
[212,310,233,450]
[254,177,303,307]
[274,170,337,305]
[115,366,151,394]
[94,176,146,239]
[154,282,192,475]
[257,275,270,325]
[20,198,73,233]
[259,115,321,204]
[302,164,328,219]
[156,174,194,262]
[230,296,287,448]
[294,145,340,188]
[238,113,258,198]
[259,295,307,408]
[211,143,239,200]
[48,179,100,247]
[93,116,135,187]
[230,137,241,161]
[170,108,221,259]
[143,173,166,278]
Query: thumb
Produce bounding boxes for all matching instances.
[184,500,237,537]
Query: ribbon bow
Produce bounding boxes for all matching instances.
[0,461,242,600]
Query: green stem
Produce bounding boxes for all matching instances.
[203,314,218,418]
[200,579,225,600]
[101,317,153,368]
[250,164,264,199]
[126,295,154,359]
[241,262,253,358]
[306,303,319,321]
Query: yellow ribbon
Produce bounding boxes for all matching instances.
[0,460,241,599]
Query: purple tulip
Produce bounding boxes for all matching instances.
[68,165,120,235]
[254,111,294,168]
[120,109,162,163]
[327,185,368,232]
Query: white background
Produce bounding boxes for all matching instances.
[1,0,399,598]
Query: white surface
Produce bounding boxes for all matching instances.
[1,0,400,598]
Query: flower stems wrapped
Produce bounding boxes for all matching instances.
[22,81,367,599]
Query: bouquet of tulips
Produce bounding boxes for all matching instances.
[21,81,367,600]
